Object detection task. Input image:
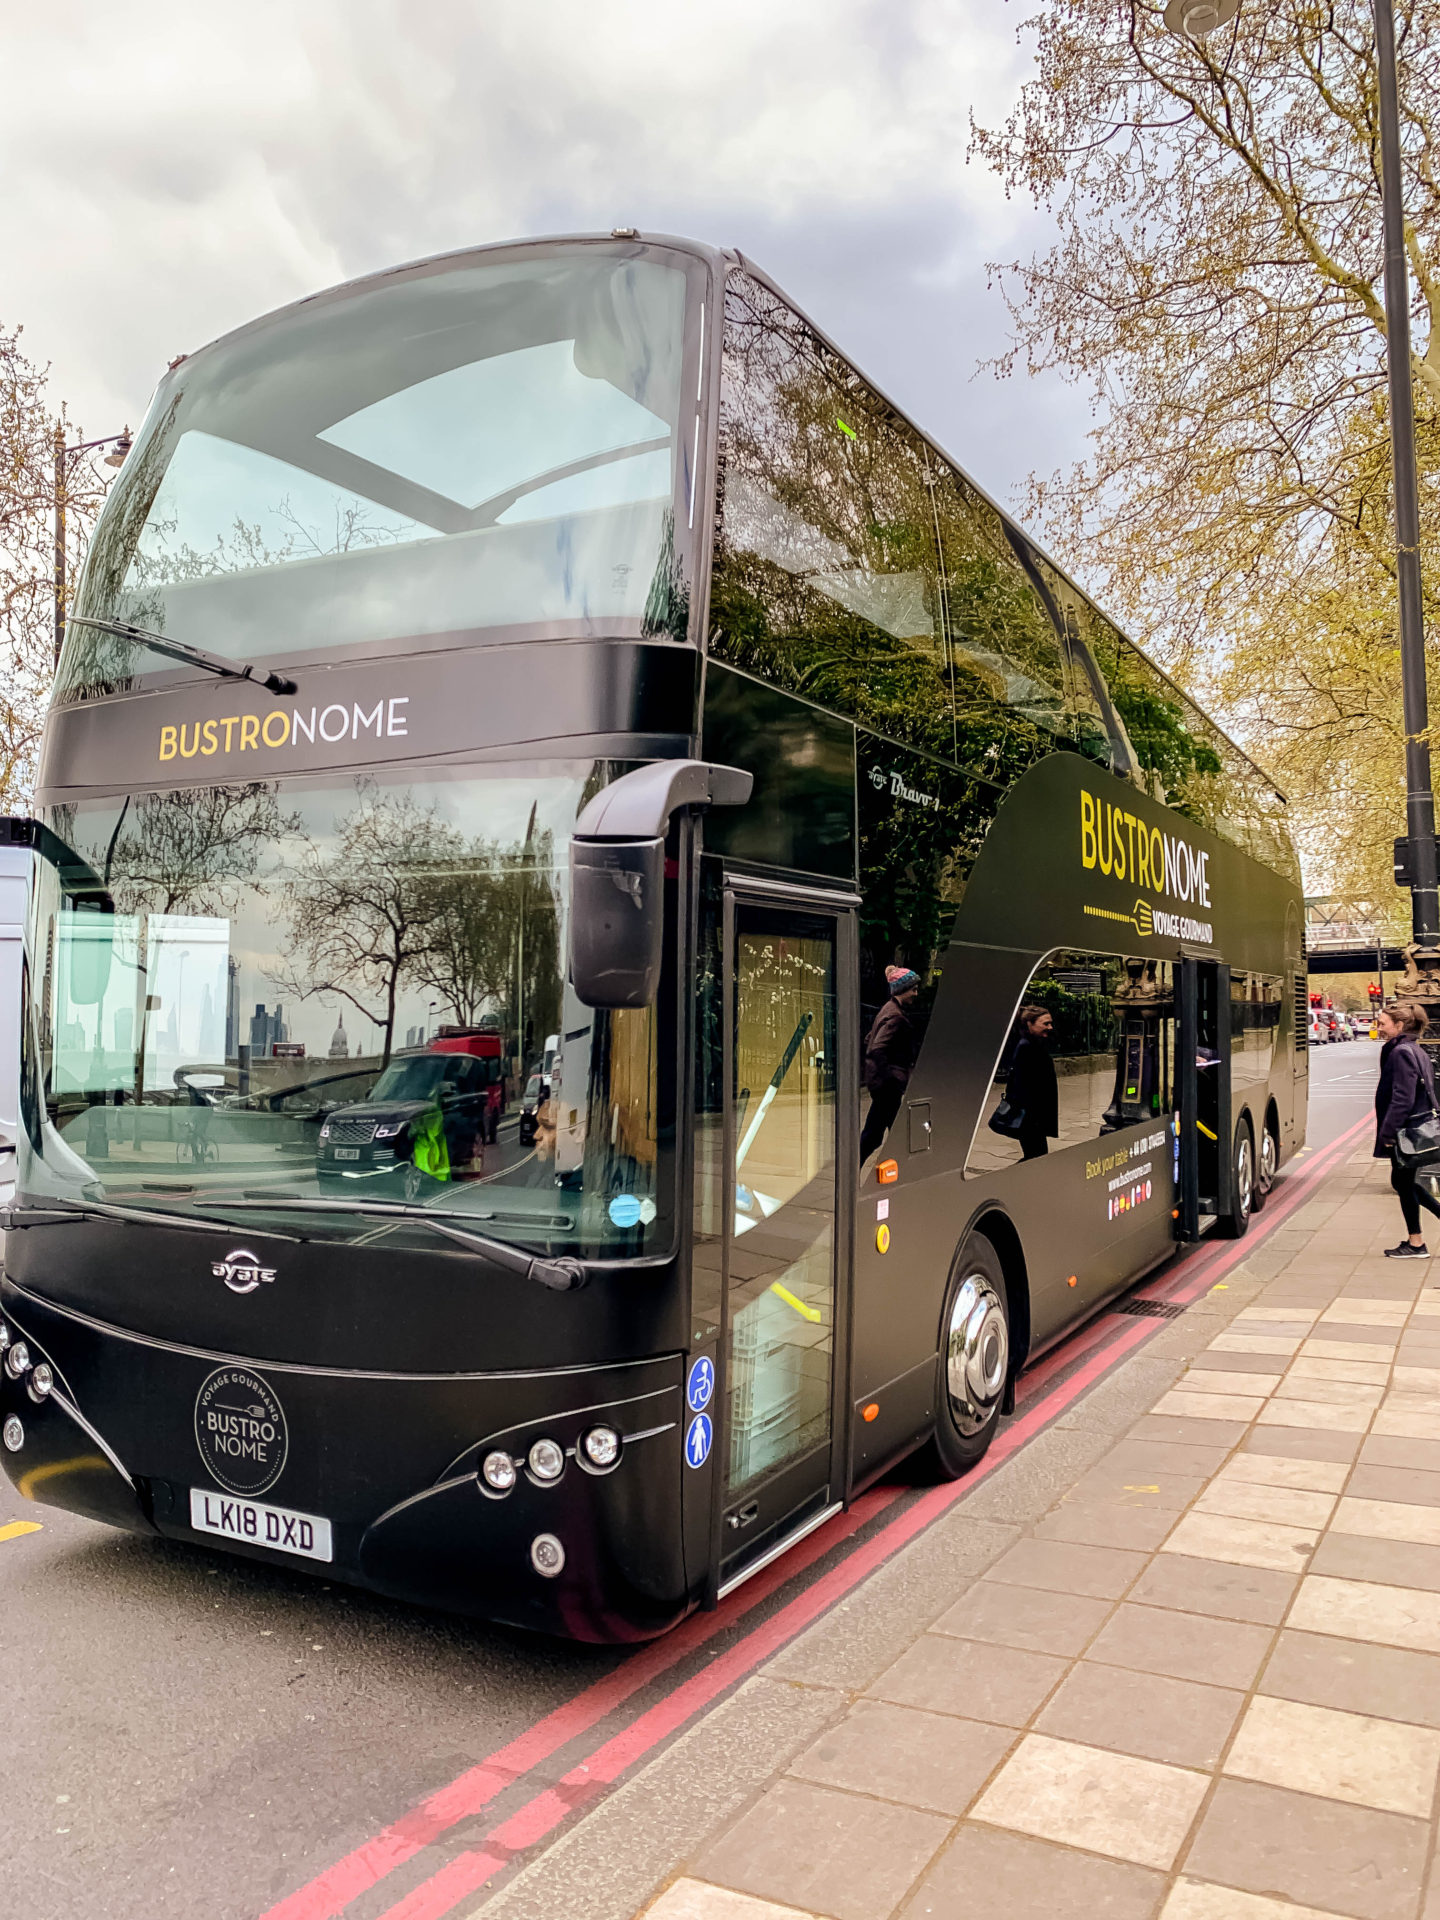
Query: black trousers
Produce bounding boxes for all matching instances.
[1392,1160,1440,1237]
[860,1081,904,1164]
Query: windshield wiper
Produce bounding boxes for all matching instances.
[193,1195,587,1292]
[69,615,296,697]
[0,1196,288,1238]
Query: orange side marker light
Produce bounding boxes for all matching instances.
[862,1403,880,1423]
[1067,1275,1078,1288]
[877,1160,899,1185]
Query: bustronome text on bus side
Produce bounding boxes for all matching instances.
[156,696,411,763]
[1079,786,1215,942]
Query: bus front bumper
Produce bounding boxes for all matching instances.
[0,1285,691,1643]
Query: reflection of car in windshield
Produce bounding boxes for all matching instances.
[518,1071,549,1146]
[317,1050,493,1200]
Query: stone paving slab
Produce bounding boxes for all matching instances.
[620,1147,1440,1920]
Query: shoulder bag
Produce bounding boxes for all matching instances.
[988,1096,1027,1139]
[1394,1045,1440,1168]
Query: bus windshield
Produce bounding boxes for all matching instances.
[19,761,669,1256]
[58,247,694,699]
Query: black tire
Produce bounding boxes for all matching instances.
[1252,1112,1279,1212]
[913,1232,1011,1481]
[1219,1117,1255,1238]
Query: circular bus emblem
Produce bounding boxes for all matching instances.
[194,1366,288,1497]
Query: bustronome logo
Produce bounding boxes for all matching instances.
[1079,789,1212,908]
[1079,788,1215,944]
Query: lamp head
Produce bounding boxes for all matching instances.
[103,430,132,469]
[1163,0,1239,35]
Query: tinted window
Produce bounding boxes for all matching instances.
[856,737,1001,1165]
[701,664,856,880]
[967,950,1176,1174]
[712,271,952,757]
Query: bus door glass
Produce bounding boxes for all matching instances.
[1179,957,1231,1234]
[720,898,842,1584]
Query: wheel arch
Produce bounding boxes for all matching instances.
[966,1204,1031,1378]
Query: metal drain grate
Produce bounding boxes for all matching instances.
[1114,1298,1188,1320]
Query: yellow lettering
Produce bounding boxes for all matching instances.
[1136,821,1152,889]
[1097,800,1112,875]
[261,710,289,748]
[239,714,260,751]
[159,725,177,761]
[178,722,200,760]
[201,719,218,756]
[1150,826,1164,892]
[1111,804,1126,880]
[1125,812,1138,885]
[1080,790,1096,869]
[221,716,238,753]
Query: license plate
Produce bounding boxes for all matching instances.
[333,1146,361,1161]
[189,1487,333,1562]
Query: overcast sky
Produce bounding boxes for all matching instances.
[2,0,1093,533]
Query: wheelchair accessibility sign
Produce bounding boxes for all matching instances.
[685,1413,713,1468]
[686,1355,715,1413]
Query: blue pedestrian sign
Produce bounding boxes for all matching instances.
[684,1412,713,1469]
[686,1355,715,1413]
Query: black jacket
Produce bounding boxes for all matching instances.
[1375,1034,1437,1156]
[1008,1034,1059,1138]
[862,998,919,1094]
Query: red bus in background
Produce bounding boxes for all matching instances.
[429,1024,506,1143]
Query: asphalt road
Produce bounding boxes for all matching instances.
[0,1040,1380,1920]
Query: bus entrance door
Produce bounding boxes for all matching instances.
[1178,956,1234,1239]
[715,892,851,1596]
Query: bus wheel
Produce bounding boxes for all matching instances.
[916,1234,1010,1480]
[1252,1115,1279,1212]
[1220,1119,1255,1238]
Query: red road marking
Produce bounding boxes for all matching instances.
[259,1485,902,1920]
[267,1112,1371,1920]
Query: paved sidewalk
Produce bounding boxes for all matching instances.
[635,1145,1440,1920]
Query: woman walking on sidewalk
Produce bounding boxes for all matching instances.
[1376,1000,1440,1258]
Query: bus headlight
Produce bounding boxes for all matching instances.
[528,1438,565,1483]
[28,1364,53,1403]
[581,1426,621,1471]
[481,1450,517,1493]
[5,1341,30,1379]
[2,1415,22,1452]
[0,1321,10,1353]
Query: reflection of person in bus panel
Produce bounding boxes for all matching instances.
[861,966,921,1163]
[1008,1006,1058,1161]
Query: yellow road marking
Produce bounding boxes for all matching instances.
[0,1520,42,1543]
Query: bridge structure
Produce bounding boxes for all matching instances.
[1305,895,1409,975]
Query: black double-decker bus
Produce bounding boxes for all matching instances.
[1,235,1305,1640]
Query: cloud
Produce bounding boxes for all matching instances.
[1,0,1089,510]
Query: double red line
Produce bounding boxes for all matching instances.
[262,1113,1371,1920]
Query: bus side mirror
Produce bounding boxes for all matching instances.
[568,760,752,1010]
[570,838,665,1009]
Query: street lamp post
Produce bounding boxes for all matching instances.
[1166,0,1439,1011]
[1372,0,1440,989]
[53,427,131,665]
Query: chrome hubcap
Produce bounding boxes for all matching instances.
[1259,1127,1277,1191]
[1237,1135,1253,1217]
[946,1273,1009,1437]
